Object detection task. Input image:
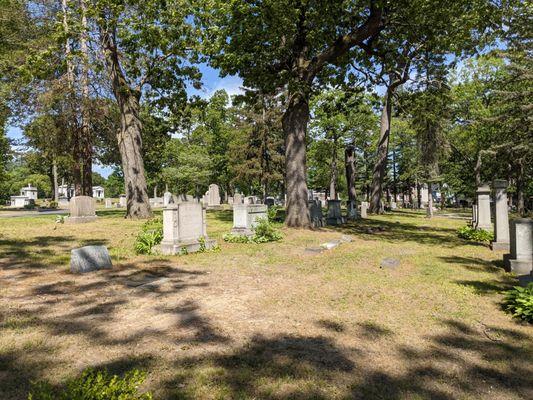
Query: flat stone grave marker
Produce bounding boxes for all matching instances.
[380,258,400,269]
[70,245,112,273]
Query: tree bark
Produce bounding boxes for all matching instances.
[282,93,310,228]
[369,88,392,213]
[426,183,433,218]
[52,159,59,202]
[416,181,421,209]
[80,0,92,196]
[345,146,357,202]
[100,24,152,218]
[329,132,338,200]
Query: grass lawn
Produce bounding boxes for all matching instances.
[0,209,531,399]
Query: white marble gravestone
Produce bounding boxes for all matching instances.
[360,201,368,219]
[119,194,127,208]
[504,218,533,275]
[326,200,345,225]
[66,196,97,224]
[160,202,216,255]
[105,198,112,208]
[491,179,510,251]
[208,184,221,207]
[475,184,492,231]
[233,193,244,204]
[163,191,173,207]
[231,204,268,236]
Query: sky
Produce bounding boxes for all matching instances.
[7,63,243,178]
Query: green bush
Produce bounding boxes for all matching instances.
[502,283,533,323]
[457,225,494,243]
[134,217,163,255]
[223,217,282,244]
[267,206,281,222]
[28,368,152,400]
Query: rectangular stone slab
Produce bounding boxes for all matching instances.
[70,245,112,273]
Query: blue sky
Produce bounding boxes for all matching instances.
[7,64,243,178]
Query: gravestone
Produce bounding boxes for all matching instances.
[119,194,127,208]
[163,191,173,207]
[70,245,112,273]
[66,196,97,224]
[231,204,268,236]
[504,218,533,275]
[326,199,345,226]
[360,201,368,218]
[105,198,112,208]
[244,196,256,205]
[475,184,492,231]
[346,200,358,220]
[390,201,397,210]
[265,197,275,207]
[227,196,234,205]
[234,193,244,204]
[160,202,216,255]
[491,179,510,251]
[208,184,221,207]
[309,199,325,228]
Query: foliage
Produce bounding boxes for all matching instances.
[502,283,533,323]
[134,217,163,255]
[457,225,494,243]
[28,368,152,400]
[267,206,281,222]
[224,218,282,244]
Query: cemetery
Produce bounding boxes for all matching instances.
[0,1,532,399]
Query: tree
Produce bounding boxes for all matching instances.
[92,0,201,218]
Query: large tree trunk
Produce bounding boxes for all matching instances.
[345,146,357,202]
[329,132,338,200]
[100,25,152,218]
[80,0,92,196]
[282,94,310,228]
[369,88,392,213]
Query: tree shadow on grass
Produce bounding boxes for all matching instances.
[438,256,507,274]
[334,218,478,249]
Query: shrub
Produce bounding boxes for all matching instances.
[48,201,58,209]
[223,217,282,244]
[134,217,163,255]
[28,368,152,400]
[457,225,494,243]
[502,283,533,323]
[267,205,280,222]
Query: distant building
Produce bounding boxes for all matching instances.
[10,184,38,207]
[58,185,105,199]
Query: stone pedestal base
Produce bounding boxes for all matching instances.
[326,216,345,226]
[160,238,216,255]
[65,216,98,224]
[503,254,533,274]
[491,241,510,251]
[231,227,254,237]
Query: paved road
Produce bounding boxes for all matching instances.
[0,209,69,218]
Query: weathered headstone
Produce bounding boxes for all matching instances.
[475,184,492,231]
[160,202,216,255]
[119,194,127,208]
[491,179,510,251]
[70,245,112,273]
[346,200,358,220]
[360,201,368,219]
[244,196,256,205]
[208,184,221,207]
[326,199,345,226]
[233,193,244,204]
[309,199,325,228]
[66,196,97,224]
[163,191,173,207]
[390,201,397,210]
[265,197,275,207]
[105,198,112,208]
[380,257,400,270]
[231,204,268,236]
[504,218,533,275]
